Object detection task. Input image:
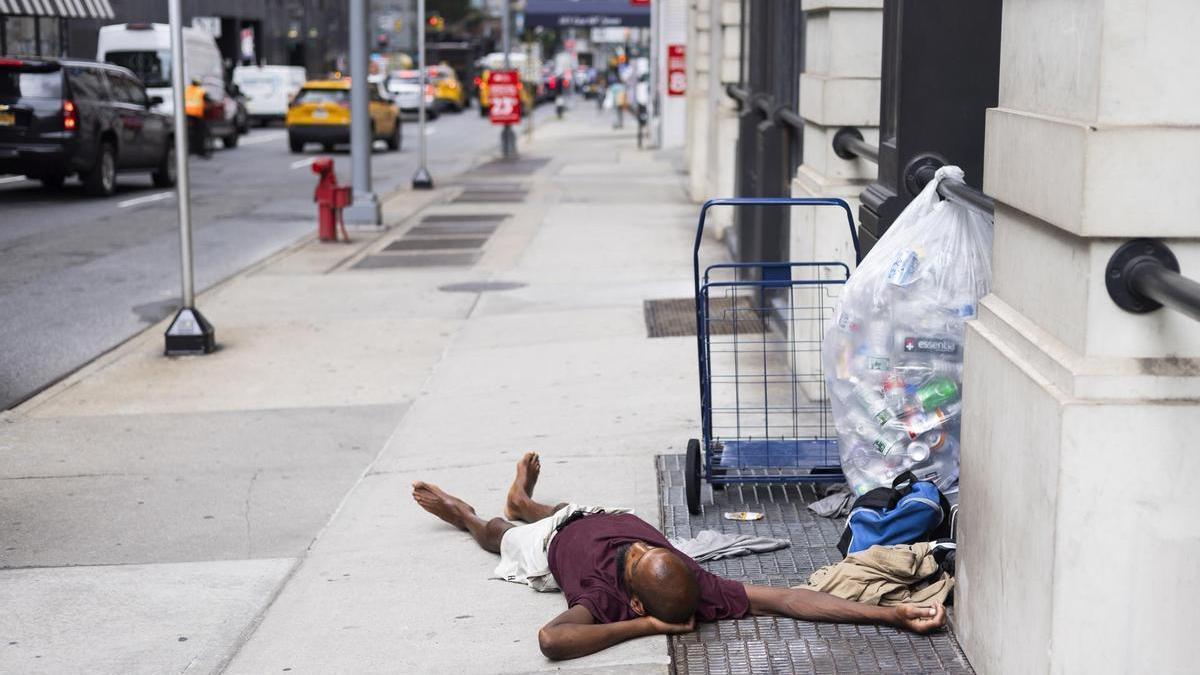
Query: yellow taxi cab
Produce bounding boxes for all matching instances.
[429,65,467,112]
[285,78,401,153]
[476,69,535,118]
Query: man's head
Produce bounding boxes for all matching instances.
[622,541,699,624]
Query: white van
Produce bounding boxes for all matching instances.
[97,23,224,116]
[232,65,306,124]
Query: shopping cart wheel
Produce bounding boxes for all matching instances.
[686,439,702,515]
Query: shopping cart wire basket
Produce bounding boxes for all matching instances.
[685,197,862,514]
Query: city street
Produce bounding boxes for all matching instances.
[0,107,511,410]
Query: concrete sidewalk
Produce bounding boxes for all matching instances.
[1,107,726,674]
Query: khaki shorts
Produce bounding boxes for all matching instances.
[492,503,632,592]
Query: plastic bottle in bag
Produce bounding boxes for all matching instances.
[864,321,894,379]
[852,381,896,425]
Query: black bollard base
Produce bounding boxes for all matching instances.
[164,307,216,356]
[412,166,434,190]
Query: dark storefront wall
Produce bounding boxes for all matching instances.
[51,0,347,76]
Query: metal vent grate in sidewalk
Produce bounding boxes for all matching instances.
[643,297,765,338]
[385,237,489,251]
[352,252,480,269]
[421,213,511,223]
[656,454,975,675]
[452,188,528,204]
[467,157,551,175]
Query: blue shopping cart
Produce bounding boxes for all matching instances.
[685,198,862,514]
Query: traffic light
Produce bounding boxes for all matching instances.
[427,14,444,32]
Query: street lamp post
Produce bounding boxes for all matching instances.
[344,0,382,224]
[412,0,433,189]
[500,0,516,158]
[163,0,215,355]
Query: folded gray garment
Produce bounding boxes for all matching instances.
[669,529,790,563]
[808,484,854,518]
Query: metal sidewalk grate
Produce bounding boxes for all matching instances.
[352,252,479,269]
[452,189,528,204]
[643,297,765,338]
[420,213,510,223]
[438,281,527,293]
[410,220,502,236]
[656,454,975,675]
[385,237,489,251]
[467,157,551,175]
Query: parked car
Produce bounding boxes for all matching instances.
[0,57,175,196]
[97,22,241,148]
[428,65,466,112]
[386,70,439,119]
[232,64,306,126]
[285,78,401,153]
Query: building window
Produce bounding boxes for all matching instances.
[39,17,61,56]
[5,16,37,55]
[0,16,60,57]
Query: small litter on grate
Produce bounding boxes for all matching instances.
[466,157,550,175]
[438,281,527,293]
[385,237,488,251]
[352,252,479,269]
[656,454,975,675]
[643,297,765,338]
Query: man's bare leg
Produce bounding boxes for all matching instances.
[505,452,568,523]
[412,481,513,554]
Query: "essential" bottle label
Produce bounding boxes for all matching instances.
[902,336,958,355]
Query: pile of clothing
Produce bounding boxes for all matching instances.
[803,541,955,606]
[802,475,958,606]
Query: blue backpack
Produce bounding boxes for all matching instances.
[837,472,952,556]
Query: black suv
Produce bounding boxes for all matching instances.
[0,57,175,196]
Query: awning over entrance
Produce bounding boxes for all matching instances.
[0,0,116,19]
[524,0,650,29]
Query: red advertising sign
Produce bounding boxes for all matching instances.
[667,44,686,96]
[488,70,522,125]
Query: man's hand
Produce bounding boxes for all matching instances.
[746,584,948,635]
[892,603,947,634]
[643,614,696,635]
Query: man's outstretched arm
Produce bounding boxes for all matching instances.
[537,604,695,661]
[744,584,947,633]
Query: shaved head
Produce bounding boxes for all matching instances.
[629,548,700,623]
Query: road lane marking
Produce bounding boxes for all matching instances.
[117,191,175,208]
[289,157,318,170]
[241,131,287,146]
[0,175,28,184]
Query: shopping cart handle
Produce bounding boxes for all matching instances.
[692,197,861,302]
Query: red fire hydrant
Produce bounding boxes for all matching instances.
[312,158,352,242]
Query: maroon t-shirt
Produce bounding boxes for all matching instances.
[546,512,750,624]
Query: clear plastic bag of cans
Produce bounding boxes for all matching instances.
[823,166,993,496]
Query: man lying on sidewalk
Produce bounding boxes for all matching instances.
[412,453,947,661]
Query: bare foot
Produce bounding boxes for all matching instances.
[412,481,475,531]
[505,452,541,520]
